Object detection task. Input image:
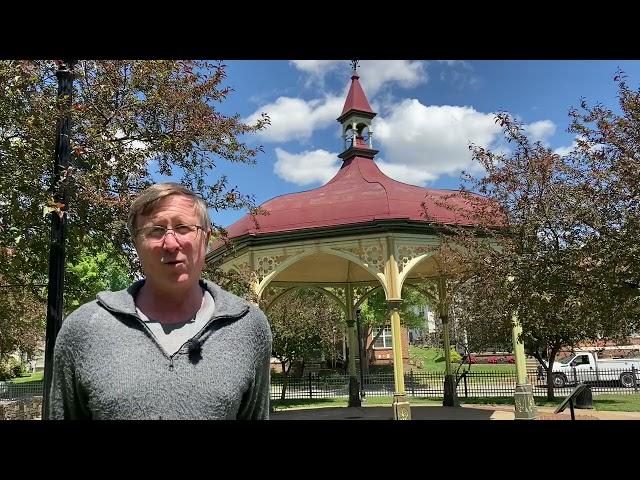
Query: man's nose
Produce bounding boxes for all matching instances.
[162,230,181,250]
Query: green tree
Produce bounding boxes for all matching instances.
[358,286,430,373]
[0,60,268,352]
[265,288,342,400]
[65,246,134,312]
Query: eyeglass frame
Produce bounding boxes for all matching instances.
[134,224,206,244]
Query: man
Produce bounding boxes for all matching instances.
[49,183,272,419]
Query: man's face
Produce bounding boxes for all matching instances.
[134,194,210,292]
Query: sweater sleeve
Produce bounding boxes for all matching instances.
[237,309,272,420]
[48,315,90,420]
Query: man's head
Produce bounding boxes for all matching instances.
[129,183,211,293]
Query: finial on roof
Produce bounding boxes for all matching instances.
[350,60,359,75]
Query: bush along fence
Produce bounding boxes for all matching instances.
[270,368,640,400]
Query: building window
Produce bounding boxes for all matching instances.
[373,326,393,349]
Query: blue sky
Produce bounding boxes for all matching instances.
[190,60,640,229]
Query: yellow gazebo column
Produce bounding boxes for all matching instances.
[345,284,361,407]
[437,277,460,407]
[505,275,536,419]
[512,311,537,419]
[384,237,411,420]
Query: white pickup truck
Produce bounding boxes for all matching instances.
[549,351,640,388]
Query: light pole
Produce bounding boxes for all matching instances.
[355,308,366,401]
[42,60,76,419]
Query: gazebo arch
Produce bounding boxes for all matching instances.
[208,64,535,420]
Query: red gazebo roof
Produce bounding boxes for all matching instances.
[221,156,480,241]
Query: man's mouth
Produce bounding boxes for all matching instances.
[163,259,184,265]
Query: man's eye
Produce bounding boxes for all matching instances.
[148,227,166,238]
[175,225,193,234]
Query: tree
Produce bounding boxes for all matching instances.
[452,282,513,354]
[423,76,640,399]
[564,72,640,340]
[0,280,44,367]
[265,288,342,400]
[357,286,429,374]
[65,245,134,313]
[0,60,268,351]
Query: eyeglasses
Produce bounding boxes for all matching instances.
[136,224,204,243]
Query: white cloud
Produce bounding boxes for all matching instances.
[553,144,575,157]
[554,135,587,156]
[290,60,343,76]
[373,99,502,185]
[524,120,556,143]
[273,148,341,186]
[115,129,148,150]
[290,61,343,90]
[291,60,427,97]
[375,159,437,185]
[243,96,343,143]
[356,61,427,96]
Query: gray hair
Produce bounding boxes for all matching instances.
[127,183,211,236]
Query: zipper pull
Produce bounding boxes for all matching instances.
[169,358,174,371]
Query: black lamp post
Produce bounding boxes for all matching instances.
[355,308,366,400]
[42,60,76,419]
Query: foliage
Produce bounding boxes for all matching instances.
[65,246,134,312]
[0,60,268,352]
[0,357,29,380]
[264,288,342,399]
[423,73,640,400]
[359,286,431,370]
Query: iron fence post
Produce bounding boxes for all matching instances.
[463,372,468,398]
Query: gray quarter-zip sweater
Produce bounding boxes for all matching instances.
[49,279,272,420]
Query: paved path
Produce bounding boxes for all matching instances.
[271,404,640,420]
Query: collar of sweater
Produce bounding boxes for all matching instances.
[96,279,250,321]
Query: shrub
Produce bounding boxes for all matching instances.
[0,357,29,380]
[435,350,462,363]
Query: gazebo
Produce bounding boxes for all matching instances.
[207,65,535,420]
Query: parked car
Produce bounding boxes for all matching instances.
[550,351,640,388]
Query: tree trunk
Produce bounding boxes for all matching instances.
[280,360,290,401]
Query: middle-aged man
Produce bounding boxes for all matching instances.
[49,182,272,419]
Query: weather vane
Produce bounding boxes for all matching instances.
[350,60,359,73]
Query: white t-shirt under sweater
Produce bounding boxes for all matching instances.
[136,290,215,357]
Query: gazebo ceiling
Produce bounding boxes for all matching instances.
[266,250,444,285]
[269,252,374,284]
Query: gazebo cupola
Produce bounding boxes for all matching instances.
[337,61,378,160]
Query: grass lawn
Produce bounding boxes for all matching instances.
[460,394,640,412]
[8,371,43,384]
[408,346,516,373]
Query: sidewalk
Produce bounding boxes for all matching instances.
[271,404,640,420]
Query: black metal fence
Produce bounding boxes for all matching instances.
[0,381,44,401]
[270,368,640,400]
[3,368,638,403]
